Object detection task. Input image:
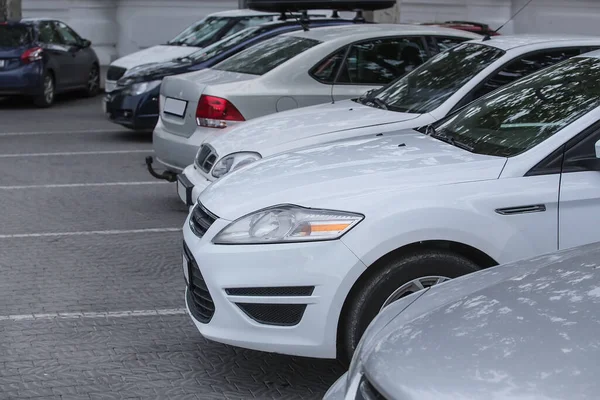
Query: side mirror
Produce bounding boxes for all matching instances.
[81,39,92,48]
[574,139,600,171]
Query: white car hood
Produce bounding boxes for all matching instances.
[205,100,426,158]
[110,45,201,71]
[199,131,507,221]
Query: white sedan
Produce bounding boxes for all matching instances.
[181,50,600,362]
[178,34,600,205]
[152,23,481,177]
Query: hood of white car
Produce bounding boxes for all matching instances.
[205,100,424,157]
[360,243,600,400]
[110,45,201,70]
[199,131,507,221]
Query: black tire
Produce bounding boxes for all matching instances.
[339,249,480,364]
[33,72,54,108]
[84,64,100,97]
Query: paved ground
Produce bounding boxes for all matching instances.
[0,94,345,399]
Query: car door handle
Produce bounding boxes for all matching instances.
[495,204,546,215]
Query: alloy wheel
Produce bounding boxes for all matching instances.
[380,275,451,311]
[88,66,99,93]
[44,75,54,104]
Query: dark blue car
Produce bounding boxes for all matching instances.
[103,17,366,131]
[0,18,100,107]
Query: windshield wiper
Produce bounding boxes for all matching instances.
[358,96,388,110]
[427,126,475,152]
[176,56,192,63]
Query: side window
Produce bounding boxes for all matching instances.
[472,48,583,100]
[38,21,62,44]
[432,36,470,54]
[310,47,347,84]
[54,21,81,46]
[335,37,427,85]
[562,125,600,172]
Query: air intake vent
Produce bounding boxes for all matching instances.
[226,286,314,296]
[236,303,306,326]
[106,66,127,81]
[189,204,217,238]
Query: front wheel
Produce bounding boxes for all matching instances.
[84,64,100,97]
[339,249,480,364]
[33,72,54,108]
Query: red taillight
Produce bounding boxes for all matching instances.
[195,95,244,129]
[21,47,43,64]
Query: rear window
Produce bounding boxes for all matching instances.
[0,24,33,47]
[212,35,321,76]
[188,26,264,63]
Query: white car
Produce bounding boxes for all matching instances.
[181,49,600,362]
[177,34,600,205]
[152,24,481,177]
[104,9,284,92]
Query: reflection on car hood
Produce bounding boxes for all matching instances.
[199,131,505,221]
[364,242,600,400]
[205,100,425,158]
[120,59,194,82]
[110,45,201,70]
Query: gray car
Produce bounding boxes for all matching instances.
[325,241,600,400]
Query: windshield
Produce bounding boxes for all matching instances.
[0,24,33,47]
[430,57,600,157]
[168,17,229,47]
[187,26,263,63]
[212,36,320,76]
[369,43,505,114]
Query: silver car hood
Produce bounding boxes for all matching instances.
[363,243,600,400]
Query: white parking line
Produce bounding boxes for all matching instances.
[0,227,182,239]
[0,181,170,190]
[0,308,187,321]
[0,128,125,137]
[0,149,152,158]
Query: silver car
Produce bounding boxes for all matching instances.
[151,24,480,175]
[325,241,600,400]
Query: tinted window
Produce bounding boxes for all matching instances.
[311,47,347,83]
[431,57,600,157]
[337,37,426,85]
[168,17,230,46]
[472,48,583,99]
[188,26,264,63]
[213,36,320,76]
[54,21,81,45]
[368,43,505,113]
[38,22,62,45]
[0,24,32,47]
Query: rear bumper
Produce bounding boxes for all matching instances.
[152,119,210,173]
[104,87,159,131]
[0,63,43,95]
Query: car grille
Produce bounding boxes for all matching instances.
[189,203,217,238]
[357,375,387,400]
[195,144,218,173]
[235,303,307,326]
[226,286,314,296]
[106,66,127,81]
[184,241,215,323]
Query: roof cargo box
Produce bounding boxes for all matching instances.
[247,0,396,12]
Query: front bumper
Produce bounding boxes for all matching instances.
[177,164,212,206]
[104,87,159,131]
[182,211,367,359]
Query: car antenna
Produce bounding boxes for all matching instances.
[484,0,534,40]
[288,9,310,31]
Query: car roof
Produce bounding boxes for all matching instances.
[283,23,482,42]
[207,9,280,18]
[19,17,56,22]
[467,34,600,51]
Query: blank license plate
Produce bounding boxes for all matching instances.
[0,60,5,68]
[164,97,187,117]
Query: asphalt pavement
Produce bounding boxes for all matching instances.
[0,94,344,400]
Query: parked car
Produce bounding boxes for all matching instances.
[151,24,481,178]
[103,17,369,132]
[325,241,600,399]
[181,49,600,363]
[104,9,284,93]
[176,34,600,206]
[0,18,100,107]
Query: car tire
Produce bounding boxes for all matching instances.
[34,72,55,108]
[339,248,480,364]
[84,64,100,97]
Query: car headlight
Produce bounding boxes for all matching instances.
[211,152,261,178]
[125,80,161,96]
[212,205,363,245]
